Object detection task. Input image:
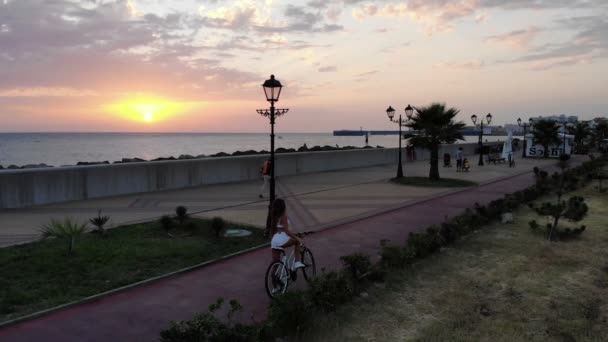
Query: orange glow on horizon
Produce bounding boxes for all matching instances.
[104,97,205,124]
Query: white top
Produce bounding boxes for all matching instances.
[276,218,292,231]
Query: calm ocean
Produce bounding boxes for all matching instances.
[0,133,507,167]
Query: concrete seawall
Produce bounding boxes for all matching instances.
[0,142,498,209]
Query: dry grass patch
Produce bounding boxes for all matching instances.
[308,185,608,341]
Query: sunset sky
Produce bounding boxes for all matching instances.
[0,0,607,132]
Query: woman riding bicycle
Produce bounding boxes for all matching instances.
[270,198,305,269]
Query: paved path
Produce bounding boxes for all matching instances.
[0,156,553,247]
[0,159,566,342]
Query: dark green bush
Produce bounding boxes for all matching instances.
[439,221,459,244]
[175,206,188,224]
[89,209,110,234]
[266,290,314,338]
[308,271,355,312]
[529,220,540,233]
[380,240,415,269]
[340,253,372,281]
[160,215,173,234]
[407,228,442,258]
[211,217,226,237]
[160,298,258,342]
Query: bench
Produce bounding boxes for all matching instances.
[487,153,506,164]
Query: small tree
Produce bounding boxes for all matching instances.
[39,218,88,254]
[175,206,188,224]
[533,196,588,241]
[89,210,110,234]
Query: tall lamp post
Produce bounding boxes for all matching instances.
[257,75,289,237]
[471,113,492,166]
[386,105,414,179]
[517,117,533,158]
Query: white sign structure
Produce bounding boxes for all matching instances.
[525,133,573,158]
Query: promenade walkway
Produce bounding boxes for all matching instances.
[0,156,562,341]
[0,156,553,247]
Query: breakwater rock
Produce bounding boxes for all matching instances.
[0,144,384,170]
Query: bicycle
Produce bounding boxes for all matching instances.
[264,231,317,298]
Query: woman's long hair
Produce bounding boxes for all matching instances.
[270,198,286,236]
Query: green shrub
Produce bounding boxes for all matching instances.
[340,253,372,280]
[266,290,314,338]
[308,270,355,312]
[39,218,88,254]
[160,215,173,235]
[439,221,459,244]
[175,206,188,224]
[340,253,372,293]
[211,217,226,237]
[89,209,110,234]
[407,229,442,258]
[160,298,258,342]
[380,240,415,269]
[529,220,540,233]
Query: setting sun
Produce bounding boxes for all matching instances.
[104,97,201,124]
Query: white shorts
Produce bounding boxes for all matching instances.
[271,232,290,249]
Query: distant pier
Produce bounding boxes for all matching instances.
[333,129,499,136]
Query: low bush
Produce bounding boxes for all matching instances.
[380,240,415,269]
[175,206,188,224]
[160,215,173,236]
[211,217,226,238]
[39,218,88,255]
[340,253,372,293]
[340,253,372,281]
[160,298,258,342]
[407,227,443,258]
[266,290,314,338]
[89,210,110,234]
[308,270,355,312]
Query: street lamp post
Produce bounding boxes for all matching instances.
[471,113,492,166]
[257,75,289,237]
[386,105,414,179]
[517,117,533,158]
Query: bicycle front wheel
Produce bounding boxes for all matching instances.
[265,261,289,298]
[301,247,317,281]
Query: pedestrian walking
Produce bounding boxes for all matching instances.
[259,159,272,198]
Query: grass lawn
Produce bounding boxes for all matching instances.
[308,185,608,341]
[391,176,478,188]
[0,218,265,323]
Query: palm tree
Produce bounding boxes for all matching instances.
[567,121,592,153]
[532,119,560,158]
[405,103,465,180]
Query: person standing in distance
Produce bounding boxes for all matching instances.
[456,147,464,172]
[259,159,272,198]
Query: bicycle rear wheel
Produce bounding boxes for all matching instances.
[265,261,289,298]
[301,247,317,281]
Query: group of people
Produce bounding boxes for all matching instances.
[455,147,470,172]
